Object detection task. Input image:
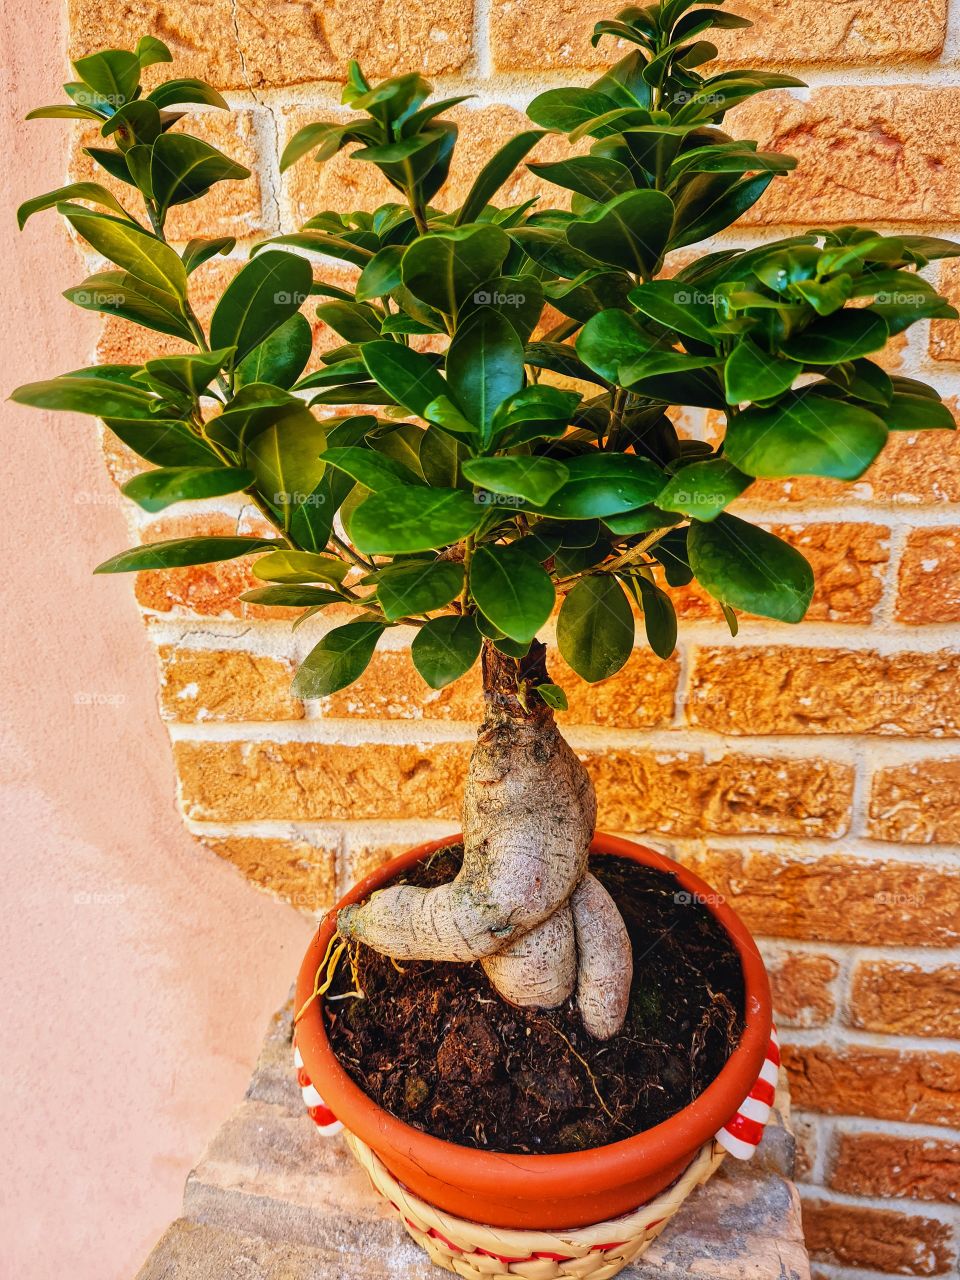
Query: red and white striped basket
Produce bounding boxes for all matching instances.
[292,1027,781,1279]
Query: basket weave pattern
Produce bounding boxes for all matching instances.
[345,1129,726,1280]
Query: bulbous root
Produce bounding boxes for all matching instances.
[337,641,634,1040]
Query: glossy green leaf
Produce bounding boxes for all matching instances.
[321,445,422,491]
[566,190,675,275]
[533,452,664,518]
[59,205,187,298]
[135,35,173,68]
[209,251,313,367]
[656,458,751,521]
[634,575,677,658]
[724,339,800,404]
[446,309,526,442]
[182,236,236,274]
[411,614,482,688]
[72,50,141,106]
[556,575,634,682]
[145,78,229,110]
[239,585,343,607]
[17,181,131,229]
[462,455,570,504]
[535,683,568,711]
[783,310,888,365]
[527,155,634,203]
[356,245,405,301]
[94,535,278,574]
[350,486,481,554]
[236,313,312,389]
[105,418,219,468]
[576,309,654,383]
[151,133,250,219]
[251,550,349,586]
[470,542,555,643]
[688,514,814,623]
[628,279,717,344]
[360,341,449,418]
[121,465,253,512]
[141,348,236,398]
[292,622,385,698]
[726,392,888,480]
[401,224,510,317]
[244,408,329,536]
[11,373,155,419]
[377,559,464,621]
[454,130,545,225]
[63,270,194,341]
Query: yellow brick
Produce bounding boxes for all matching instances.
[157,646,304,721]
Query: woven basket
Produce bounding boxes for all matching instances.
[346,1129,726,1280]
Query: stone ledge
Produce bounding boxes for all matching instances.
[136,1001,810,1280]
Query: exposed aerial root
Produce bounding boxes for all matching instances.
[337,640,633,1039]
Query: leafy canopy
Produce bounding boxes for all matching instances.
[13,7,959,705]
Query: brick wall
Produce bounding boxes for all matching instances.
[67,0,960,1271]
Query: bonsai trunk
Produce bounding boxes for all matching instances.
[338,639,633,1039]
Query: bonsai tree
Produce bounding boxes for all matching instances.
[14,2,958,1042]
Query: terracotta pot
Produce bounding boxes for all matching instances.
[295,832,772,1231]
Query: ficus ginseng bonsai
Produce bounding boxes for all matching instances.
[14,2,959,1045]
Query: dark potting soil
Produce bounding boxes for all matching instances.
[324,848,745,1154]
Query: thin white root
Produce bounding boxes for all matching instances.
[481,903,576,1009]
[571,873,634,1041]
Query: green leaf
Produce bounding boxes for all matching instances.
[411,614,482,688]
[724,339,800,404]
[105,418,219,468]
[321,445,422,491]
[454,130,545,225]
[470,542,555,644]
[556,575,634,682]
[26,104,106,121]
[136,35,173,69]
[11,373,155,419]
[492,386,581,444]
[634,575,677,658]
[356,245,405,301]
[17,181,131,229]
[783,310,889,365]
[446,309,525,442]
[419,428,468,488]
[292,621,384,698]
[877,392,956,432]
[145,78,229,110]
[63,269,194,341]
[400,225,510,317]
[151,133,250,219]
[209,250,313,367]
[461,455,569,504]
[657,458,751,521]
[141,348,236,398]
[575,308,653,384]
[182,236,236,274]
[59,205,187,298]
[239,585,343,607]
[377,559,464,621]
[350,486,481,554]
[527,156,634,203]
[100,100,162,148]
[121,466,254,512]
[688,514,813,623]
[535,683,568,711]
[236,313,312,389]
[360,341,449,418]
[627,279,717,344]
[244,408,329,536]
[316,299,383,343]
[72,50,141,106]
[533,453,664,519]
[566,190,675,275]
[94,535,278,573]
[526,87,620,133]
[726,392,888,481]
[669,173,774,248]
[251,549,349,586]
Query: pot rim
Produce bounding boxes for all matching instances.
[295,831,772,1199]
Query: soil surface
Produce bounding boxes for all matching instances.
[324,847,745,1154]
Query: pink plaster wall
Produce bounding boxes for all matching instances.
[0,4,314,1275]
